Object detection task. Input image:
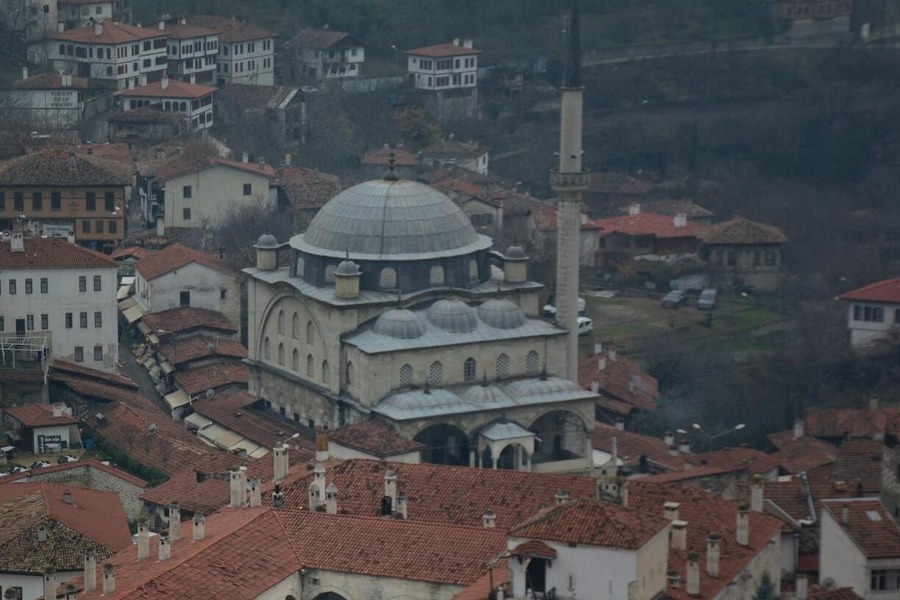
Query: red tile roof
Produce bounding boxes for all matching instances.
[405,43,481,57]
[12,72,88,89]
[160,21,219,39]
[593,211,699,239]
[822,499,900,558]
[134,242,237,281]
[452,560,508,600]
[52,359,138,389]
[830,439,885,494]
[361,145,420,166]
[266,458,598,530]
[768,429,838,473]
[111,245,156,260]
[192,390,312,451]
[838,277,900,303]
[809,586,865,600]
[52,375,146,404]
[174,362,249,395]
[591,423,686,471]
[183,15,276,42]
[292,29,364,49]
[530,204,601,232]
[698,216,788,245]
[578,351,659,414]
[143,306,238,336]
[138,453,247,515]
[805,406,900,439]
[636,464,746,484]
[50,21,167,44]
[327,420,425,458]
[3,403,77,427]
[158,335,247,366]
[0,147,131,186]
[0,237,116,270]
[275,165,342,209]
[510,539,558,559]
[685,447,779,476]
[0,459,148,488]
[119,78,217,99]
[155,155,275,182]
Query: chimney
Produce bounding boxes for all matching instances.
[590,379,600,393]
[706,532,721,577]
[796,574,808,600]
[621,479,629,508]
[597,357,607,371]
[842,506,850,524]
[21,66,28,80]
[663,431,675,446]
[667,568,681,589]
[192,514,205,541]
[609,349,617,362]
[679,439,691,454]
[673,213,688,228]
[158,19,165,30]
[160,74,169,90]
[664,501,680,521]
[308,481,321,511]
[483,509,496,528]
[671,520,688,550]
[325,483,338,514]
[53,403,63,418]
[463,38,473,48]
[315,427,329,462]
[139,73,147,87]
[229,466,247,507]
[94,21,103,36]
[284,153,292,166]
[750,476,764,512]
[384,470,397,508]
[10,232,24,252]
[800,473,810,499]
[869,396,880,409]
[168,503,181,541]
[686,553,700,596]
[37,524,48,542]
[628,203,640,216]
[669,445,679,457]
[180,17,186,24]
[248,478,262,507]
[83,550,97,592]
[614,418,625,431]
[313,462,326,500]
[242,151,249,163]
[274,442,289,483]
[793,418,805,440]
[190,73,196,84]
[737,505,749,546]
[594,341,602,355]
[453,37,460,46]
[43,567,57,600]
[137,520,150,559]
[395,491,408,519]
[158,534,171,560]
[102,564,115,595]
[273,484,284,508]
[555,489,570,504]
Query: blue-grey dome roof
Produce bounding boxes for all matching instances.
[462,384,509,405]
[426,300,478,333]
[335,259,360,276]
[505,245,526,259]
[293,179,490,259]
[477,299,527,329]
[372,309,426,339]
[255,233,278,248]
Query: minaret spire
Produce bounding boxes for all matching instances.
[551,0,588,382]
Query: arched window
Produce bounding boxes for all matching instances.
[428,361,443,385]
[464,357,477,382]
[400,364,413,387]
[277,343,285,366]
[292,348,299,371]
[290,314,299,340]
[379,267,397,290]
[526,350,540,375]
[306,353,314,377]
[322,360,330,384]
[325,264,336,284]
[307,321,316,345]
[263,337,270,360]
[346,361,354,386]
[429,265,445,286]
[468,259,478,281]
[496,353,510,379]
[277,310,285,335]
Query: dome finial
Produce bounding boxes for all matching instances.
[384,150,400,182]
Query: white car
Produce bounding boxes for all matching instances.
[543,297,587,317]
[577,316,593,336]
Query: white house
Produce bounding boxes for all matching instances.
[0,234,118,372]
[838,277,900,349]
[155,156,276,228]
[1,402,80,453]
[182,15,275,86]
[35,20,168,89]
[421,138,489,175]
[3,68,87,131]
[405,38,479,91]
[819,499,900,599]
[289,28,365,81]
[133,242,241,327]
[160,17,218,84]
[57,0,116,29]
[117,74,216,130]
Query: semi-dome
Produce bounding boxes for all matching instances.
[372,309,426,339]
[477,299,527,329]
[504,376,581,397]
[295,179,488,258]
[255,233,278,248]
[463,384,510,405]
[426,300,478,333]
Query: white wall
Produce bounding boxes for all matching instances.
[218,39,275,85]
[846,301,900,349]
[32,424,71,453]
[59,1,114,27]
[138,261,240,325]
[0,570,78,600]
[820,508,868,596]
[163,164,274,228]
[1,88,82,130]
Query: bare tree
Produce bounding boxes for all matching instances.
[211,202,296,270]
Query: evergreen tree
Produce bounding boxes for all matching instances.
[753,573,782,600]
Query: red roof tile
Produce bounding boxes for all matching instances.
[12,72,88,89]
[822,499,900,558]
[292,29,364,49]
[111,245,156,260]
[591,423,686,471]
[52,359,139,389]
[160,21,219,39]
[328,420,425,458]
[118,78,217,99]
[593,211,699,239]
[838,277,900,303]
[405,43,481,57]
[805,407,900,439]
[636,464,746,484]
[510,499,669,549]
[452,560,508,600]
[182,15,276,42]
[361,145,420,166]
[685,447,779,476]
[830,439,885,494]
[134,242,237,281]
[809,586,865,600]
[155,155,275,182]
[510,539,558,559]
[530,204,601,231]
[697,216,788,245]
[50,21,166,44]
[192,390,312,451]
[0,237,115,270]
[579,351,659,413]
[139,453,245,515]
[143,306,238,336]
[0,458,148,488]
[3,403,77,427]
[174,362,249,395]
[768,429,838,473]
[158,335,247,366]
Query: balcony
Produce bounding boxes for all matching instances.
[549,170,589,191]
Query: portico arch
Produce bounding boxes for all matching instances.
[413,423,470,466]
[529,410,589,466]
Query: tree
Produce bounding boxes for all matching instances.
[211,202,296,270]
[753,573,781,600]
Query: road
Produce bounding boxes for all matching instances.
[118,325,169,413]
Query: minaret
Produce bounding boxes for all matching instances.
[552,0,588,381]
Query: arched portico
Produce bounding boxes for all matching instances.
[477,421,535,471]
[413,423,470,466]
[529,410,589,469]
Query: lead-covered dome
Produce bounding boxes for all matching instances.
[426,300,478,333]
[477,299,527,329]
[372,309,426,339]
[298,179,484,258]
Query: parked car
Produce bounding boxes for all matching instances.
[542,297,587,317]
[661,290,687,308]
[577,316,593,336]
[697,288,718,310]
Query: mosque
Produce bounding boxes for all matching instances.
[244,1,591,474]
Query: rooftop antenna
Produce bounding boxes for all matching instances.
[384,150,399,182]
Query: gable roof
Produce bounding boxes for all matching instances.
[182,15,276,42]
[838,277,900,304]
[160,21,219,39]
[158,335,247,366]
[805,406,900,439]
[822,499,900,558]
[0,458,148,489]
[405,43,481,57]
[142,307,238,336]
[0,237,116,270]
[134,242,237,281]
[630,199,714,219]
[275,165,342,209]
[0,147,130,187]
[174,362,249,395]
[767,428,838,474]
[12,72,89,90]
[292,29,365,49]
[327,420,425,457]
[593,211,699,239]
[830,439,885,495]
[509,499,669,549]
[191,390,311,451]
[697,216,788,245]
[53,359,141,389]
[50,21,166,44]
[155,156,275,182]
[685,447,779,476]
[3,403,77,427]
[578,350,659,414]
[591,423,686,472]
[118,79,217,99]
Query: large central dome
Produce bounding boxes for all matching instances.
[295,179,486,259]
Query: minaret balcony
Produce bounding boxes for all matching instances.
[549,170,589,191]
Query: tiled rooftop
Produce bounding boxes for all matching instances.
[275,165,342,209]
[805,406,900,439]
[578,350,659,414]
[50,21,166,44]
[697,216,788,245]
[405,43,481,57]
[291,29,362,49]
[822,499,900,558]
[183,15,276,42]
[142,306,238,336]
[155,155,275,182]
[119,79,217,99]
[3,403,77,427]
[593,211,700,239]
[327,420,424,457]
[685,447,779,477]
[830,439,885,494]
[174,362,249,395]
[591,423,686,471]
[768,428,838,473]
[192,390,313,451]
[134,242,237,281]
[838,277,900,303]
[158,335,247,366]
[0,237,116,269]
[0,147,130,187]
[0,458,148,488]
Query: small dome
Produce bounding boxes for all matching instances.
[477,299,527,329]
[504,376,580,397]
[426,300,478,333]
[335,259,360,276]
[255,233,278,248]
[372,309,426,339]
[505,245,526,259]
[463,384,509,405]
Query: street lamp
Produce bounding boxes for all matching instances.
[687,422,745,451]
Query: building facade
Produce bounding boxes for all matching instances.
[838,278,900,349]
[698,216,788,292]
[405,39,480,122]
[3,69,86,131]
[289,29,365,81]
[160,18,218,84]
[118,75,216,130]
[183,15,275,86]
[57,0,115,29]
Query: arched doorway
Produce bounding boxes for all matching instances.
[497,443,529,470]
[481,446,494,469]
[530,410,588,465]
[414,424,470,466]
[311,594,349,600]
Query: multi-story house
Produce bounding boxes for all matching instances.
[57,0,116,29]
[0,0,58,42]
[183,15,275,86]
[3,67,87,131]
[118,74,216,131]
[0,147,129,251]
[838,277,900,349]
[405,38,479,121]
[288,28,365,81]
[0,234,119,371]
[160,17,218,84]
[697,215,788,292]
[34,20,168,89]
[156,156,275,228]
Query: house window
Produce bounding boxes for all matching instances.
[82,220,90,233]
[243,183,252,196]
[0,316,4,331]
[109,220,117,233]
[306,353,314,377]
[74,346,84,362]
[40,278,47,293]
[51,192,60,211]
[32,191,42,211]
[94,275,101,291]
[322,360,330,384]
[26,314,33,330]
[429,265,445,286]
[80,312,87,328]
[94,311,102,328]
[0,191,5,211]
[180,291,190,307]
[104,192,115,212]
[278,343,285,366]
[379,268,397,290]
[346,361,354,386]
[86,191,96,211]
[428,361,443,385]
[8,280,15,294]
[183,208,192,220]
[263,337,270,360]
[41,314,48,330]
[400,363,413,387]
[65,313,73,328]
[292,349,299,371]
[526,350,540,375]
[726,251,736,266]
[14,192,23,211]
[764,251,777,266]
[79,276,86,292]
[464,357,477,382]
[497,353,510,378]
[94,345,103,361]
[871,569,900,591]
[25,279,32,294]
[220,289,227,300]
[96,220,104,234]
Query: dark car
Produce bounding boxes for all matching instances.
[661,290,687,308]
